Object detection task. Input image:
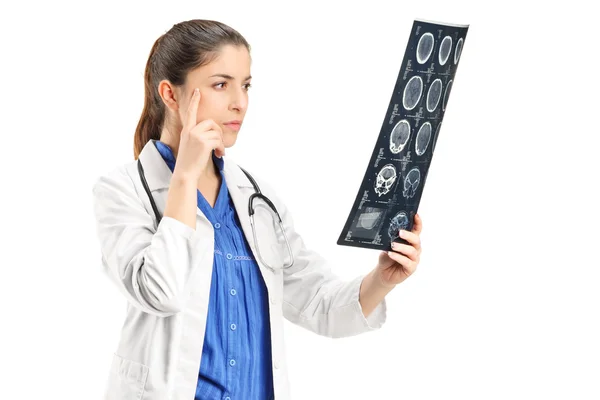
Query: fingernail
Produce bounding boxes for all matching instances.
[194,88,199,94]
[398,230,404,237]
[391,242,398,249]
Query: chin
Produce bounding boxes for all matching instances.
[224,137,237,148]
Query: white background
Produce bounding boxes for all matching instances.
[1,0,599,399]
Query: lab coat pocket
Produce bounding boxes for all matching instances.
[105,353,149,400]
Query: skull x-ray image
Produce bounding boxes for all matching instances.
[402,167,421,199]
[374,164,398,197]
[403,76,423,111]
[454,38,464,64]
[389,120,411,154]
[387,211,410,240]
[426,79,443,113]
[338,19,468,251]
[443,80,453,112]
[432,122,442,153]
[439,36,453,66]
[416,32,435,64]
[415,122,432,156]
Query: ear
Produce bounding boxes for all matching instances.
[157,80,180,112]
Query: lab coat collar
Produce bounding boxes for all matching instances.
[137,139,254,192]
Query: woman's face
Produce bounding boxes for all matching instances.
[166,44,252,148]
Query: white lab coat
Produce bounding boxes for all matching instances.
[91,139,387,400]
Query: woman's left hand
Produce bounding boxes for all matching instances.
[375,213,423,287]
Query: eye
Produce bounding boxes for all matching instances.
[244,83,252,91]
[214,82,227,89]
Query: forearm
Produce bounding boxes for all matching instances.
[163,173,198,229]
[359,268,395,318]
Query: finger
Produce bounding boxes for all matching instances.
[185,88,201,129]
[412,213,423,235]
[386,250,416,271]
[399,229,421,250]
[217,137,225,157]
[189,119,225,157]
[193,119,222,134]
[212,134,226,158]
[205,134,226,158]
[204,122,225,156]
[390,242,419,262]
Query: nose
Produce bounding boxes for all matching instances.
[229,87,248,113]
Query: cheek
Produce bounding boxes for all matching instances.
[196,96,226,121]
[195,108,217,125]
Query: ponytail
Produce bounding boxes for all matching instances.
[133,37,165,159]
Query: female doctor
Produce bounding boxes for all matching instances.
[92,19,423,400]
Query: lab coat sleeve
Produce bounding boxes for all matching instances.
[92,167,211,317]
[259,179,387,338]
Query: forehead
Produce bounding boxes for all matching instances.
[190,44,251,80]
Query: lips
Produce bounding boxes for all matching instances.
[223,121,242,131]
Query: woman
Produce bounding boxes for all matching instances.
[92,19,423,400]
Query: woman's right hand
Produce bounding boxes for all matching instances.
[173,88,225,181]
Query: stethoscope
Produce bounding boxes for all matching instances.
[137,159,295,271]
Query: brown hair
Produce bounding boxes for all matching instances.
[133,19,251,159]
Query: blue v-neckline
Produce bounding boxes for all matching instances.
[196,171,230,222]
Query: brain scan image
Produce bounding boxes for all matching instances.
[426,79,443,112]
[402,167,421,198]
[403,76,423,111]
[439,36,452,65]
[416,32,434,64]
[454,37,464,64]
[442,80,452,112]
[389,120,411,154]
[387,211,410,240]
[415,122,432,156]
[374,164,398,197]
[431,122,442,152]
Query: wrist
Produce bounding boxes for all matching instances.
[171,169,197,186]
[372,268,398,290]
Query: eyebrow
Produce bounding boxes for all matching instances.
[210,74,252,80]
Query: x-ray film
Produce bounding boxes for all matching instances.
[337,19,469,251]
